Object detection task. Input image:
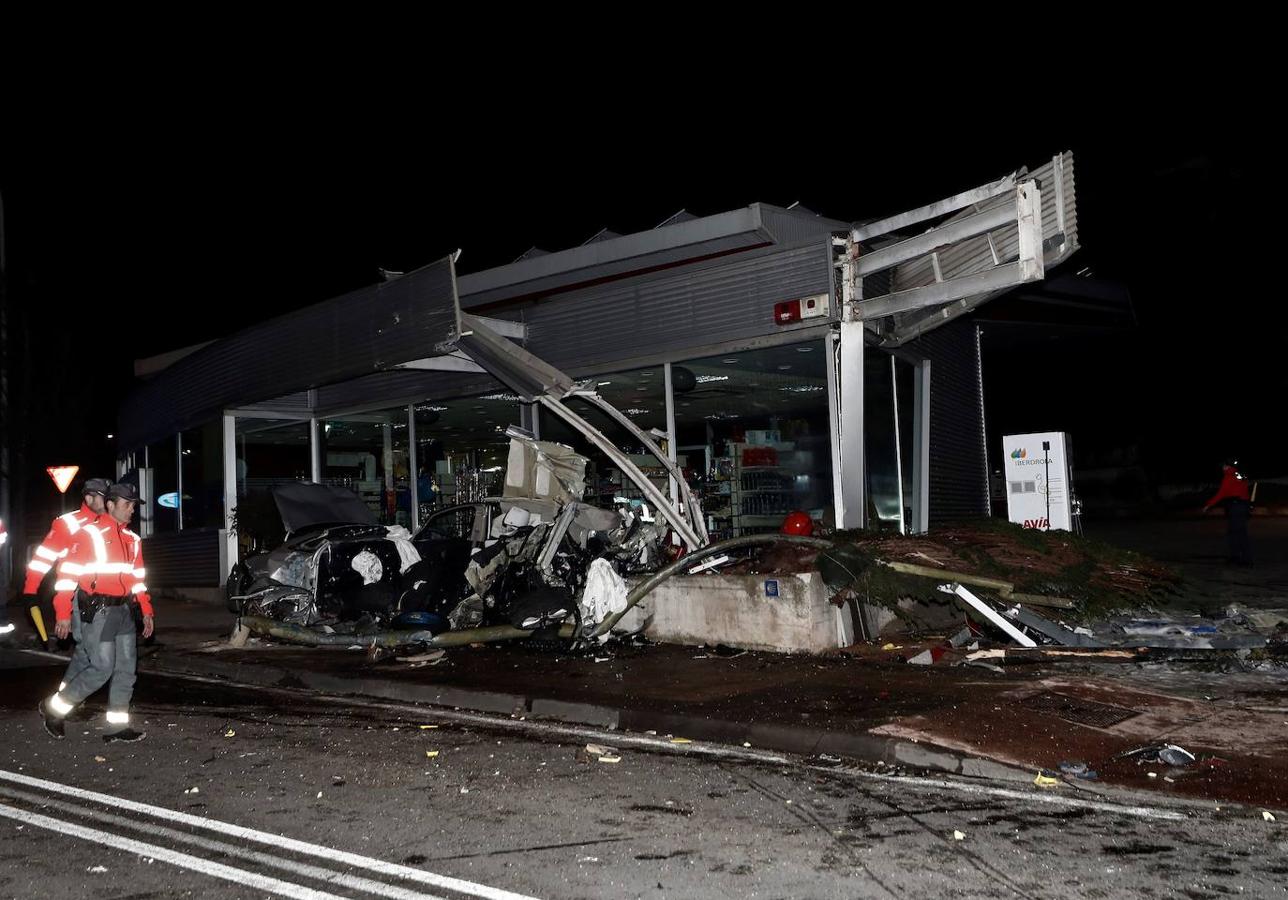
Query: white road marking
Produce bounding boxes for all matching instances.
[0,784,445,900]
[0,769,540,900]
[0,801,345,900]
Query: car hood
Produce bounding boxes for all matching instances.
[272,482,377,534]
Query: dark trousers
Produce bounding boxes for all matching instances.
[1227,499,1252,564]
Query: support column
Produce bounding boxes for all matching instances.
[175,430,184,531]
[222,414,238,573]
[663,362,678,511]
[835,318,865,530]
[408,405,419,532]
[912,360,931,534]
[310,418,322,483]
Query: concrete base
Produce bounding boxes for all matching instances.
[637,572,852,654]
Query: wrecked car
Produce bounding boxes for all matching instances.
[227,432,680,646]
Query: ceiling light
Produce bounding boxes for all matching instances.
[777,364,792,371]
[795,346,814,353]
[694,375,728,383]
[597,381,612,386]
[721,358,739,364]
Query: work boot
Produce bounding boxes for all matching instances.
[102,728,146,744]
[38,700,65,740]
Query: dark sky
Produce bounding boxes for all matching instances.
[3,94,1283,520]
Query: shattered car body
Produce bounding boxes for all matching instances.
[229,435,677,645]
[230,289,711,648]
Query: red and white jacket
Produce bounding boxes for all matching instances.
[52,514,152,621]
[23,503,99,596]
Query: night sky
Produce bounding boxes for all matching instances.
[3,100,1282,528]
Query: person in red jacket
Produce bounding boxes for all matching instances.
[38,483,153,742]
[1203,458,1254,566]
[23,477,111,649]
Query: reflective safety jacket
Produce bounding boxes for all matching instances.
[1204,465,1251,510]
[51,514,152,621]
[23,503,99,596]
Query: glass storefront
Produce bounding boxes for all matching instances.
[413,392,523,515]
[317,406,411,526]
[180,421,224,530]
[126,330,933,566]
[671,342,832,539]
[234,417,311,552]
[147,435,178,533]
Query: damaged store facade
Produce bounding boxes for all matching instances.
[114,153,1080,649]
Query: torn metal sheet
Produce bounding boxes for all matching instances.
[1003,605,1106,648]
[452,308,707,551]
[939,583,1037,648]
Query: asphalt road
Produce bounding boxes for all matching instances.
[1,650,1285,899]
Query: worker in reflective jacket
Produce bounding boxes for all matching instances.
[39,483,154,743]
[1203,458,1254,566]
[23,477,111,650]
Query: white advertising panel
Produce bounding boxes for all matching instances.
[1002,432,1072,531]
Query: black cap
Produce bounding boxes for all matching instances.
[82,478,112,497]
[106,483,145,505]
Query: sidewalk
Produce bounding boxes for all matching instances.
[10,594,1285,811]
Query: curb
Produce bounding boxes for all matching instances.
[142,650,1034,786]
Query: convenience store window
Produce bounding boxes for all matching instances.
[316,407,411,526]
[671,342,831,539]
[412,391,522,511]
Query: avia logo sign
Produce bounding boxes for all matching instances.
[1010,448,1027,460]
[1022,518,1050,530]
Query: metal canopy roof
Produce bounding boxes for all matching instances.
[457,203,847,310]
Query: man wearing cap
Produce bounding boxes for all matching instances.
[23,477,112,651]
[38,483,153,743]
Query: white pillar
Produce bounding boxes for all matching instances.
[310,418,322,483]
[834,318,866,529]
[663,363,678,511]
[408,405,419,532]
[222,414,238,572]
[913,360,931,533]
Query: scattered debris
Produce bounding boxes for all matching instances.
[184,787,199,795]
[669,738,692,744]
[419,724,439,730]
[223,728,236,738]
[1263,810,1277,822]
[1033,772,1059,787]
[425,751,440,759]
[585,743,621,762]
[87,866,108,873]
[93,756,106,763]
[712,644,748,658]
[1115,743,1197,767]
[907,647,946,666]
[402,650,447,667]
[952,830,966,841]
[1058,761,1099,780]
